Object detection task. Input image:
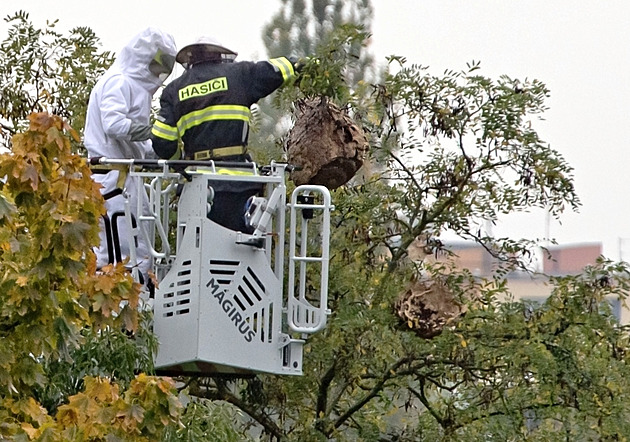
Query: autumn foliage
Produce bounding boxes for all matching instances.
[0,114,182,440]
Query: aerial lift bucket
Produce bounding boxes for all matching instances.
[91,158,334,376]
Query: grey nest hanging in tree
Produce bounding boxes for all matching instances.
[286,97,369,190]
[394,280,467,339]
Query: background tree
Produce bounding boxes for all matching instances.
[2,5,630,441]
[251,0,378,163]
[184,9,630,441]
[263,0,375,79]
[0,11,113,149]
[0,113,183,440]
[0,14,244,441]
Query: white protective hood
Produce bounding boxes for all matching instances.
[114,27,177,94]
[84,27,177,162]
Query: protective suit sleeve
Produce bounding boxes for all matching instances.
[143,141,159,159]
[99,76,134,139]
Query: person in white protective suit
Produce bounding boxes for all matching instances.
[84,27,177,287]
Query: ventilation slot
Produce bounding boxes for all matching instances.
[246,304,274,343]
[161,260,192,318]
[208,260,241,287]
[247,266,266,294]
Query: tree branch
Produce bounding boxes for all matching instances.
[328,357,412,435]
[316,358,337,417]
[188,380,284,441]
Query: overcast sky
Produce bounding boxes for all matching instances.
[3,1,630,259]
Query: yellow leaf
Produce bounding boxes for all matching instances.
[18,398,49,426]
[93,275,116,295]
[28,112,54,132]
[68,393,91,414]
[21,422,37,438]
[117,403,145,423]
[47,125,67,150]
[156,377,175,394]
[56,404,79,426]
[87,376,118,402]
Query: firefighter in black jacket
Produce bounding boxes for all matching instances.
[151,36,297,232]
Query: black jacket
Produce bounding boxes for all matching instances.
[151,57,295,160]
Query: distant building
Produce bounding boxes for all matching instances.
[431,241,627,323]
[542,243,602,276]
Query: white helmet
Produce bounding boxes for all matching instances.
[176,36,238,68]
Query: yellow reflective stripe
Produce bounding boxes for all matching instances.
[194,146,246,160]
[196,167,254,176]
[269,57,295,82]
[152,120,179,141]
[216,168,254,176]
[177,105,250,135]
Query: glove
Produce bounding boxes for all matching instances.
[129,122,153,141]
[297,57,310,73]
[289,56,308,74]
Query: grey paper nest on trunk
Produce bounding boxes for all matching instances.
[286,98,369,190]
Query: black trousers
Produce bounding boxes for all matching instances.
[208,181,261,233]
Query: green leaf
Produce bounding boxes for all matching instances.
[0,194,16,220]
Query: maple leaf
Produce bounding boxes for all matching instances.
[0,194,16,220]
[93,276,116,295]
[20,164,40,191]
[64,122,81,143]
[91,293,106,312]
[65,184,91,203]
[86,376,119,403]
[56,404,80,426]
[21,422,38,439]
[167,394,183,417]
[58,220,91,249]
[156,377,176,395]
[33,255,58,279]
[96,295,119,318]
[28,113,54,132]
[67,392,91,415]
[118,306,138,333]
[117,403,145,423]
[95,405,116,425]
[46,126,67,150]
